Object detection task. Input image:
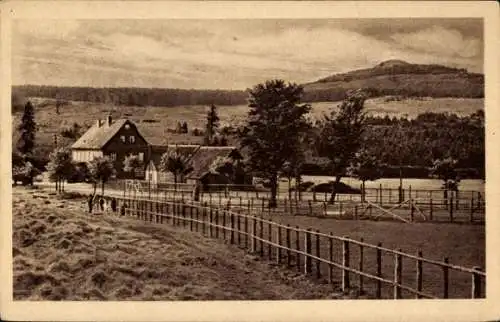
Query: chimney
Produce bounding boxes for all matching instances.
[106,114,112,126]
[96,119,102,127]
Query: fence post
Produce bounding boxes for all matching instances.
[230,212,235,244]
[267,222,272,260]
[315,230,321,279]
[304,229,312,275]
[449,195,454,222]
[394,250,402,299]
[215,209,220,239]
[244,214,248,248]
[443,257,449,299]
[251,217,257,253]
[295,227,301,272]
[323,202,327,217]
[470,198,474,222]
[328,232,333,284]
[189,205,193,231]
[286,225,291,267]
[410,199,414,222]
[342,238,350,291]
[276,226,281,264]
[261,199,265,213]
[430,198,433,221]
[416,250,423,299]
[203,202,208,235]
[259,217,264,256]
[209,207,213,238]
[308,200,313,216]
[376,242,382,299]
[472,266,482,298]
[237,212,241,245]
[359,238,364,293]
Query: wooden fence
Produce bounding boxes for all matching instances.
[104,195,486,299]
[119,182,485,224]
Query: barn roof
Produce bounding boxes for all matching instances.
[187,146,242,179]
[72,119,134,150]
[148,144,201,169]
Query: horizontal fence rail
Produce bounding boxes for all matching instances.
[119,181,484,224]
[99,194,486,300]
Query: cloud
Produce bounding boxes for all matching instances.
[390,25,481,59]
[11,19,484,89]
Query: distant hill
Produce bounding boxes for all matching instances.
[302,60,484,101]
[11,60,483,110]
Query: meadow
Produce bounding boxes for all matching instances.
[12,187,346,300]
[13,96,484,148]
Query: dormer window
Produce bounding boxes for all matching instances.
[129,136,135,143]
[120,135,126,143]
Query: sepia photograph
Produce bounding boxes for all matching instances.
[1,1,499,321]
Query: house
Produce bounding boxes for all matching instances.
[186,146,245,188]
[71,115,149,179]
[145,144,200,188]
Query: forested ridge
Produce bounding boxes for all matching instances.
[11,61,484,109]
[306,111,485,179]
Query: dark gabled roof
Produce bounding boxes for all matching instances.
[72,119,135,150]
[148,145,201,169]
[187,146,242,179]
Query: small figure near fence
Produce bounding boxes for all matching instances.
[193,182,201,202]
[87,194,94,214]
[111,198,117,213]
[120,203,127,216]
[99,196,105,212]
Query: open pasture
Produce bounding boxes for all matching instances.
[12,187,345,300]
[106,195,486,299]
[13,96,484,148]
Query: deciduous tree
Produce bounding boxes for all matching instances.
[317,90,367,203]
[88,156,116,196]
[123,154,144,180]
[46,147,74,193]
[239,79,311,207]
[348,149,383,202]
[160,149,193,190]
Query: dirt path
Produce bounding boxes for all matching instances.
[12,187,344,300]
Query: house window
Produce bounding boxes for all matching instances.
[138,152,144,161]
[110,153,117,161]
[120,135,126,143]
[125,124,130,130]
[129,135,135,143]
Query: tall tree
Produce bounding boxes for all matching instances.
[239,79,311,208]
[317,90,367,203]
[159,149,193,190]
[348,149,383,203]
[205,104,220,145]
[46,147,74,193]
[88,156,116,196]
[17,101,37,160]
[123,154,144,180]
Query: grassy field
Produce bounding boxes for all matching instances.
[12,96,484,149]
[12,187,347,300]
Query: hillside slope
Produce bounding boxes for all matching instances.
[302,60,483,101]
[13,187,344,300]
[12,61,484,109]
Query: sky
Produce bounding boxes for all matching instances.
[12,18,483,90]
